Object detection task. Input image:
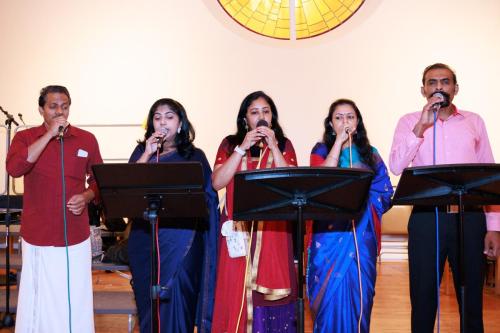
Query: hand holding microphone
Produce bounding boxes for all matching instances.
[430,91,450,112]
[241,119,270,150]
[414,90,452,138]
[48,116,68,139]
[256,119,269,148]
[335,126,351,145]
[154,128,169,152]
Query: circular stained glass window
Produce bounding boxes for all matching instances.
[218,0,365,40]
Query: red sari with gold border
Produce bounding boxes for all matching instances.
[212,137,298,333]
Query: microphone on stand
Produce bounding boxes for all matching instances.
[256,119,268,149]
[156,128,169,163]
[0,106,19,126]
[156,128,168,148]
[58,125,65,139]
[18,113,26,125]
[431,91,450,112]
[255,119,269,169]
[346,127,353,168]
[156,136,162,150]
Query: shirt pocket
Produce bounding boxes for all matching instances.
[66,154,89,181]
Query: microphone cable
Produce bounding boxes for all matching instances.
[59,135,73,333]
[348,132,363,333]
[235,145,267,332]
[156,137,162,164]
[155,216,161,333]
[236,221,255,333]
[154,145,162,332]
[432,107,441,333]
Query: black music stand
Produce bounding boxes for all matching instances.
[393,163,500,333]
[93,162,208,333]
[233,167,373,333]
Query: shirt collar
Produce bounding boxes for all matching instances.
[439,104,463,122]
[450,104,464,119]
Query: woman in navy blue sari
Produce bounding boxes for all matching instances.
[128,98,218,333]
[307,99,393,332]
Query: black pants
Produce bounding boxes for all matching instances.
[408,207,486,333]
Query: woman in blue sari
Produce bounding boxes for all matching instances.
[128,98,218,333]
[307,99,393,332]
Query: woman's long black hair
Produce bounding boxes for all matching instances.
[139,98,195,159]
[322,99,375,170]
[227,91,287,151]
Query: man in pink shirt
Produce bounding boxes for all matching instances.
[389,63,500,333]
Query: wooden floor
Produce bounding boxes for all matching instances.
[1,261,499,332]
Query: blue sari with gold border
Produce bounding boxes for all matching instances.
[307,143,392,332]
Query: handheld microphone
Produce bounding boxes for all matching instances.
[256,119,268,148]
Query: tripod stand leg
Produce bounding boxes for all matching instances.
[145,206,160,333]
[296,206,305,333]
[458,194,466,333]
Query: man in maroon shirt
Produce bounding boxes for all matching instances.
[6,85,103,333]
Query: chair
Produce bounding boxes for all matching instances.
[378,205,411,262]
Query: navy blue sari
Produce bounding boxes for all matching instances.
[128,146,219,333]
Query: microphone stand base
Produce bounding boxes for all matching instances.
[1,312,15,327]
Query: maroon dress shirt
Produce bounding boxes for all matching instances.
[6,124,103,246]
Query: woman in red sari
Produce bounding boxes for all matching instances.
[211,91,298,332]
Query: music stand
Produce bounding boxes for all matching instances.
[93,162,208,333]
[233,167,373,333]
[393,163,500,333]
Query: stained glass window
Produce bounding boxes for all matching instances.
[218,0,365,40]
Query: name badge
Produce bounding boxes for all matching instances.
[77,149,88,158]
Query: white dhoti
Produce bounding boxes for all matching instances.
[15,238,95,333]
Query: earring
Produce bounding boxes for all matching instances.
[243,119,248,131]
[329,123,336,137]
[177,127,181,134]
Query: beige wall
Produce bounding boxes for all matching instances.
[2,0,500,190]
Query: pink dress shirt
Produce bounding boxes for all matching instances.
[389,106,500,231]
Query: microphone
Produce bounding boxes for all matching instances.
[256,119,268,148]
[0,106,19,126]
[256,119,268,128]
[58,125,65,139]
[431,91,450,110]
[156,128,168,151]
[346,127,353,167]
[18,113,26,125]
